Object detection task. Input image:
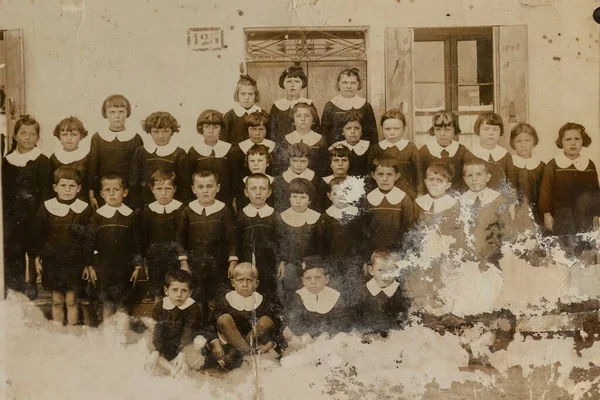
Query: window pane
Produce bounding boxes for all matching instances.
[415,83,445,110]
[458,38,494,108]
[414,41,445,110]
[458,85,494,110]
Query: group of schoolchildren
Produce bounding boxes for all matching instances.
[3,64,598,375]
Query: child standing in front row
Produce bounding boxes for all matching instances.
[223,75,262,145]
[88,94,143,210]
[329,111,371,177]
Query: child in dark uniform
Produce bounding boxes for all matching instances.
[129,111,191,208]
[140,169,184,303]
[32,167,93,326]
[315,144,351,212]
[50,116,90,201]
[176,170,237,319]
[211,263,278,370]
[84,173,143,324]
[2,115,53,298]
[328,111,370,177]
[188,109,235,211]
[222,75,262,145]
[88,94,143,210]
[234,144,274,211]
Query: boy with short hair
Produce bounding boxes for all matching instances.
[231,110,276,183]
[234,144,274,211]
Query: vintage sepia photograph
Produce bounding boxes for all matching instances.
[1,0,600,398]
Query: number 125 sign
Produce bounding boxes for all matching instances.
[187,28,225,51]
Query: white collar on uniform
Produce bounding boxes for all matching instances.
[280,208,320,227]
[148,199,183,214]
[555,152,590,171]
[188,199,224,216]
[428,140,459,158]
[472,143,507,162]
[243,174,274,184]
[367,187,406,206]
[225,291,263,311]
[243,204,274,218]
[415,194,457,213]
[296,286,340,314]
[44,198,88,217]
[193,139,231,157]
[143,134,179,157]
[285,130,322,147]
[330,139,370,156]
[98,128,137,142]
[162,296,196,311]
[232,103,261,117]
[52,136,90,164]
[239,138,275,154]
[330,94,366,110]
[366,278,400,298]
[512,155,542,170]
[274,97,313,111]
[322,175,335,184]
[96,203,133,218]
[461,188,500,206]
[6,147,42,167]
[326,205,359,220]
[379,138,409,152]
[282,167,315,183]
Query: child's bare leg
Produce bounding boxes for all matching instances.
[51,291,65,324]
[217,314,252,354]
[145,350,160,372]
[157,355,177,376]
[247,316,275,353]
[102,301,117,323]
[65,290,79,326]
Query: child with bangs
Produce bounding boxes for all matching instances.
[234,144,274,211]
[223,75,262,145]
[328,110,370,177]
[315,144,352,212]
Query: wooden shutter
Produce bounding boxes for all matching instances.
[385,28,414,141]
[4,29,26,151]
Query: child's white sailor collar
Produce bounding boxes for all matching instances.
[285,130,322,147]
[44,198,88,217]
[239,138,275,154]
[512,155,542,170]
[281,208,320,227]
[188,199,224,216]
[330,94,366,110]
[326,204,359,220]
[555,152,590,171]
[5,146,43,167]
[232,103,261,117]
[428,140,459,158]
[461,188,500,206]
[296,286,340,314]
[366,278,400,298]
[367,186,406,206]
[322,175,335,184]
[143,134,179,157]
[243,174,274,184]
[379,138,409,152]
[226,291,263,311]
[243,203,274,218]
[148,199,183,214]
[98,128,137,142]
[331,139,370,156]
[162,296,196,311]
[282,167,315,183]
[96,203,133,218]
[193,138,231,158]
[52,136,90,164]
[415,194,457,213]
[274,97,313,111]
[472,143,507,162]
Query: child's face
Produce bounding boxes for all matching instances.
[463,165,491,193]
[105,106,127,130]
[512,132,535,158]
[327,184,349,209]
[231,268,258,297]
[15,125,39,153]
[338,74,359,98]
[53,178,82,201]
[283,76,303,99]
[151,180,176,205]
[244,177,272,207]
[293,107,314,133]
[343,121,363,145]
[238,85,256,109]
[201,124,221,146]
[382,118,405,143]
[247,154,269,174]
[330,156,349,177]
[248,125,267,144]
[479,123,502,148]
[290,192,310,213]
[100,179,128,207]
[290,156,309,174]
[562,129,583,159]
[164,281,191,307]
[425,171,451,198]
[150,127,173,147]
[372,165,400,192]
[433,125,455,147]
[302,268,329,294]
[369,260,396,288]
[192,175,220,206]
[59,128,83,152]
